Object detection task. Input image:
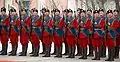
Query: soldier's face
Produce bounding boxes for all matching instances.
[77,11,80,16]
[30,10,33,15]
[99,11,104,17]
[45,12,49,16]
[107,13,113,18]
[113,12,118,16]
[12,12,16,16]
[80,12,86,17]
[68,12,73,17]
[33,11,38,16]
[55,12,60,16]
[63,12,67,16]
[1,11,6,15]
[94,13,99,17]
[21,11,26,15]
[9,11,12,16]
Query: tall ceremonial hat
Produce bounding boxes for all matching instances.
[68,9,73,13]
[45,8,50,12]
[87,9,92,12]
[77,8,83,13]
[31,8,35,12]
[99,8,104,12]
[1,7,6,12]
[106,10,113,14]
[41,7,46,13]
[113,9,119,13]
[80,9,86,13]
[10,8,16,12]
[93,10,99,14]
[21,8,27,12]
[51,9,56,13]
[54,9,60,13]
[63,9,69,13]
[33,8,38,13]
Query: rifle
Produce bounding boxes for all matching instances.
[52,10,56,37]
[8,6,12,37]
[92,17,95,37]
[41,10,45,42]
[64,13,68,42]
[18,1,22,37]
[77,16,81,39]
[62,13,65,41]
[104,17,108,42]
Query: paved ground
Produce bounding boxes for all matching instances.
[0,55,120,62]
[0,40,119,62]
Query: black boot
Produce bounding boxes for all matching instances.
[102,44,106,57]
[87,44,94,57]
[70,47,75,58]
[100,44,106,58]
[96,49,100,60]
[54,47,59,57]
[29,45,34,54]
[92,48,100,60]
[8,46,17,56]
[79,48,84,59]
[105,48,114,61]
[84,48,87,59]
[40,43,46,54]
[66,47,72,58]
[57,46,62,58]
[110,48,115,61]
[105,48,111,61]
[30,46,39,57]
[114,46,119,59]
[42,45,51,57]
[79,48,87,59]
[75,44,82,56]
[0,44,8,55]
[19,45,28,56]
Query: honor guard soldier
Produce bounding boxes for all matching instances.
[0,7,9,55]
[105,10,118,61]
[29,8,35,54]
[40,8,46,54]
[113,9,120,59]
[66,9,78,58]
[9,8,19,56]
[30,8,42,57]
[19,8,31,56]
[99,9,107,58]
[92,10,105,60]
[86,9,94,57]
[42,8,53,57]
[53,9,65,58]
[62,9,69,55]
[78,9,92,59]
[51,9,56,55]
[75,8,83,56]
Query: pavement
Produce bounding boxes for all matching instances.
[0,40,119,62]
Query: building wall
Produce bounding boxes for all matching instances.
[0,0,4,9]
